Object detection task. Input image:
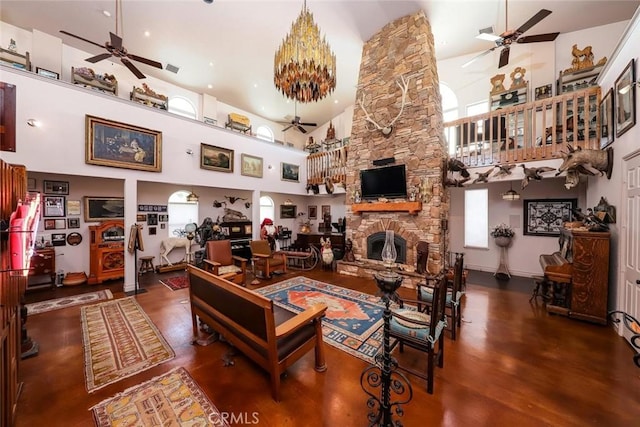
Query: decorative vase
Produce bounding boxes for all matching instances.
[494,236,512,247]
[381,230,397,268]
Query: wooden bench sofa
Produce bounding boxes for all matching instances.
[187,266,328,400]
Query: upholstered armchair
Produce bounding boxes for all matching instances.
[250,239,287,279]
[203,240,247,286]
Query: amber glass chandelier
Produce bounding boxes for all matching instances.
[274,0,336,103]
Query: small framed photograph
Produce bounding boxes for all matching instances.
[534,84,552,101]
[36,67,60,80]
[615,58,636,138]
[308,205,317,219]
[148,227,157,235]
[280,205,297,219]
[281,162,300,182]
[43,196,66,217]
[84,197,124,221]
[43,180,69,195]
[147,213,158,225]
[51,233,66,246]
[241,154,263,178]
[600,88,614,149]
[67,218,80,229]
[54,219,66,229]
[67,200,81,216]
[27,178,36,190]
[200,143,234,173]
[158,214,168,222]
[160,223,166,230]
[321,205,331,217]
[244,224,252,235]
[44,219,56,230]
[136,214,147,222]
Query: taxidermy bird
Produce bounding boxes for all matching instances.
[447,158,470,178]
[473,170,492,184]
[306,183,320,194]
[224,196,247,204]
[493,164,516,178]
[444,176,471,187]
[520,164,556,189]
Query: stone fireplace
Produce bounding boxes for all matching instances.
[336,11,450,288]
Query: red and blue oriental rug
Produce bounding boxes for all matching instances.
[256,277,385,364]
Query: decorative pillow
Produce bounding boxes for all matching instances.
[393,310,430,329]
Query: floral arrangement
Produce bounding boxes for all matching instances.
[490,223,515,238]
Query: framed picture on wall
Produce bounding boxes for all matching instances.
[614,58,636,137]
[67,218,80,229]
[241,154,263,178]
[523,199,577,236]
[200,143,234,173]
[84,197,124,221]
[43,196,65,217]
[600,88,614,149]
[308,205,317,219]
[43,180,69,195]
[281,162,300,182]
[280,205,297,219]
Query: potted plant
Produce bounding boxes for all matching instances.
[490,223,515,247]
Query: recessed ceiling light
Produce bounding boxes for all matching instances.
[207,84,213,89]
[144,31,150,37]
[209,61,214,67]
[253,83,258,88]
[334,100,339,104]
[102,10,111,17]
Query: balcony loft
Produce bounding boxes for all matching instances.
[306,86,602,185]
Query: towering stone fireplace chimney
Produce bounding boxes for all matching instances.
[337,11,449,287]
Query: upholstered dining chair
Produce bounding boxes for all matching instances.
[389,275,448,394]
[417,252,465,340]
[250,239,287,279]
[203,240,247,286]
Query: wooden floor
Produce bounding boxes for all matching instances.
[16,267,640,426]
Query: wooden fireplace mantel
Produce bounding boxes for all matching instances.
[351,201,422,215]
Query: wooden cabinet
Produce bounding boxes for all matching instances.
[0,47,31,71]
[72,67,118,96]
[558,65,603,94]
[88,220,125,284]
[130,85,168,110]
[27,247,55,290]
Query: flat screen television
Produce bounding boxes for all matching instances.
[360,164,407,200]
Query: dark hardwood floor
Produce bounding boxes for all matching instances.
[17,267,640,426]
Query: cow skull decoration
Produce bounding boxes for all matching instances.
[358,75,412,137]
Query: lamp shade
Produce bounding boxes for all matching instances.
[502,189,520,200]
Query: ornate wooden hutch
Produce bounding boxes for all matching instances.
[88,220,125,284]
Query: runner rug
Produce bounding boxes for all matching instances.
[25,290,113,315]
[81,297,175,393]
[256,277,385,364]
[91,367,229,427]
[159,275,189,291]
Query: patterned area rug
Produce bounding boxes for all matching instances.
[81,297,175,393]
[256,277,385,364]
[25,290,113,315]
[91,367,229,427]
[160,275,189,291]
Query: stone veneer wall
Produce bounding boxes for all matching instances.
[337,10,449,285]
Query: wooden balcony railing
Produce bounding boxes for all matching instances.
[306,86,602,182]
[444,86,601,167]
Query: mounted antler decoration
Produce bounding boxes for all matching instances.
[358,75,412,137]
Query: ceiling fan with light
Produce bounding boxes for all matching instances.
[59,0,162,79]
[279,103,317,134]
[463,0,559,69]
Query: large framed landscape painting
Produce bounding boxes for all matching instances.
[84,197,125,222]
[85,115,162,172]
[200,143,234,173]
[523,199,577,236]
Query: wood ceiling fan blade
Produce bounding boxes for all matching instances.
[299,122,317,127]
[128,54,163,69]
[109,32,123,50]
[498,47,510,68]
[121,57,146,79]
[461,47,496,68]
[282,124,294,132]
[85,52,113,63]
[296,125,308,134]
[515,9,552,34]
[517,32,560,43]
[59,30,105,49]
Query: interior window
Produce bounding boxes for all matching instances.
[464,188,488,248]
[259,196,275,224]
[168,97,197,120]
[168,190,199,237]
[256,125,275,142]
